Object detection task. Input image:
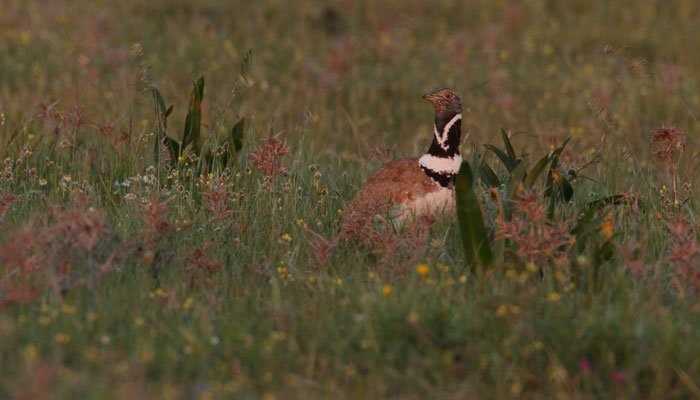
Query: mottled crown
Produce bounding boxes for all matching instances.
[422,88,462,115]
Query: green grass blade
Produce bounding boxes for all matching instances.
[455,160,494,269]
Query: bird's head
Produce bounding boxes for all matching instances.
[422,88,462,115]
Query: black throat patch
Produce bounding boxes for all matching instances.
[420,167,454,188]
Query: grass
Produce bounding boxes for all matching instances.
[1,0,700,398]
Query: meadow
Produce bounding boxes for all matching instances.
[1,0,699,398]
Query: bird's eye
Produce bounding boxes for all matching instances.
[445,92,454,99]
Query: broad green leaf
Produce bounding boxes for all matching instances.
[240,48,253,78]
[484,144,517,172]
[586,194,638,210]
[550,137,571,159]
[509,159,527,183]
[544,137,571,186]
[455,160,493,269]
[230,117,245,153]
[163,136,180,166]
[501,128,516,161]
[524,154,551,188]
[151,88,166,118]
[151,87,174,167]
[560,175,574,201]
[182,76,204,155]
[570,207,605,249]
[195,76,204,99]
[546,170,574,219]
[180,143,195,165]
[595,239,616,264]
[216,117,246,169]
[501,160,527,221]
[478,162,500,188]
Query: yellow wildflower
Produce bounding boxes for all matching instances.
[548,292,562,302]
[23,344,38,362]
[511,381,523,396]
[496,304,509,317]
[600,213,614,240]
[54,332,71,344]
[382,284,393,297]
[182,297,194,310]
[416,264,430,277]
[525,262,538,273]
[61,304,76,315]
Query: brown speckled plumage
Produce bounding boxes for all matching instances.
[341,157,441,232]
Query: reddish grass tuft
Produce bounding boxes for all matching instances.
[665,217,700,291]
[0,190,18,223]
[650,126,689,210]
[496,187,574,267]
[650,127,686,166]
[0,204,113,308]
[249,134,291,176]
[305,229,341,271]
[342,209,436,274]
[140,197,172,237]
[185,243,223,289]
[201,179,233,224]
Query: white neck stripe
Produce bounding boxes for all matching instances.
[418,154,463,174]
[436,113,462,151]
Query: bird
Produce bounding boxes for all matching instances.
[342,88,464,235]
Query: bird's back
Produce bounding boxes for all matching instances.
[341,157,445,234]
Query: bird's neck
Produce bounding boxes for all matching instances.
[418,111,462,187]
